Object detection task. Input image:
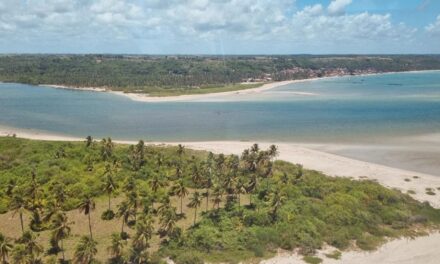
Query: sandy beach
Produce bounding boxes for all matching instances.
[2,127,440,263]
[1,127,439,207]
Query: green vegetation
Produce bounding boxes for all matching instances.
[0,137,439,264]
[1,55,440,96]
[324,250,341,260]
[303,256,322,264]
[425,188,436,196]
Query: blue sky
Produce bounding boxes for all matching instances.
[0,0,439,54]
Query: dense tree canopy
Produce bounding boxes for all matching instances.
[1,55,440,96]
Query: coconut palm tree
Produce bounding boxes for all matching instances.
[101,137,114,161]
[11,244,30,264]
[78,196,95,239]
[268,145,278,160]
[170,179,189,215]
[103,173,118,213]
[159,207,178,238]
[123,175,136,194]
[27,171,42,211]
[211,185,223,210]
[132,216,154,251]
[129,247,149,264]
[5,179,16,198]
[74,236,98,264]
[17,231,43,263]
[246,173,258,206]
[190,163,203,188]
[108,233,126,261]
[177,144,185,163]
[127,191,140,223]
[0,233,13,264]
[148,172,167,194]
[251,143,260,154]
[85,136,93,148]
[9,194,27,234]
[268,188,287,221]
[50,212,72,262]
[116,200,133,236]
[187,192,202,225]
[49,182,68,210]
[235,178,247,207]
[156,198,171,216]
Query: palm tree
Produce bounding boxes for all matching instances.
[235,178,247,207]
[85,136,93,148]
[268,188,286,221]
[108,233,126,261]
[268,145,278,160]
[177,144,185,163]
[148,172,167,194]
[123,176,136,193]
[251,143,260,154]
[211,185,223,210]
[50,212,72,262]
[78,196,95,239]
[27,171,42,211]
[129,248,149,264]
[190,163,203,188]
[9,194,27,234]
[74,236,98,264]
[116,201,133,236]
[11,244,30,264]
[0,233,13,264]
[103,173,118,212]
[170,179,188,215]
[5,179,16,198]
[101,137,114,161]
[187,192,202,225]
[156,198,171,216]
[17,231,43,263]
[49,182,68,209]
[127,191,140,223]
[159,207,178,238]
[132,216,154,251]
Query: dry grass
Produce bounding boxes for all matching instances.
[0,192,251,262]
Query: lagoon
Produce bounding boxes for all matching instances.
[1,71,440,174]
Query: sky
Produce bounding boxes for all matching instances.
[0,0,440,54]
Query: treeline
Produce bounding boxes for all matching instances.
[1,55,440,93]
[0,137,439,263]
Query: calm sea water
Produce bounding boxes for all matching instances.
[1,71,440,143]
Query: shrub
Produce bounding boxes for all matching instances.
[325,250,342,260]
[173,251,204,264]
[101,209,115,220]
[303,256,322,264]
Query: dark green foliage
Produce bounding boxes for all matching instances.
[163,160,440,262]
[303,256,322,264]
[101,209,115,220]
[1,55,440,96]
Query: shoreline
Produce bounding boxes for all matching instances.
[1,126,439,208]
[35,69,440,103]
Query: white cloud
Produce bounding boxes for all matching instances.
[328,0,352,16]
[0,0,431,53]
[426,15,440,36]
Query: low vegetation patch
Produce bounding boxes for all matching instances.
[303,256,323,264]
[325,250,341,259]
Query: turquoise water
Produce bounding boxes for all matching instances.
[1,71,440,143]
